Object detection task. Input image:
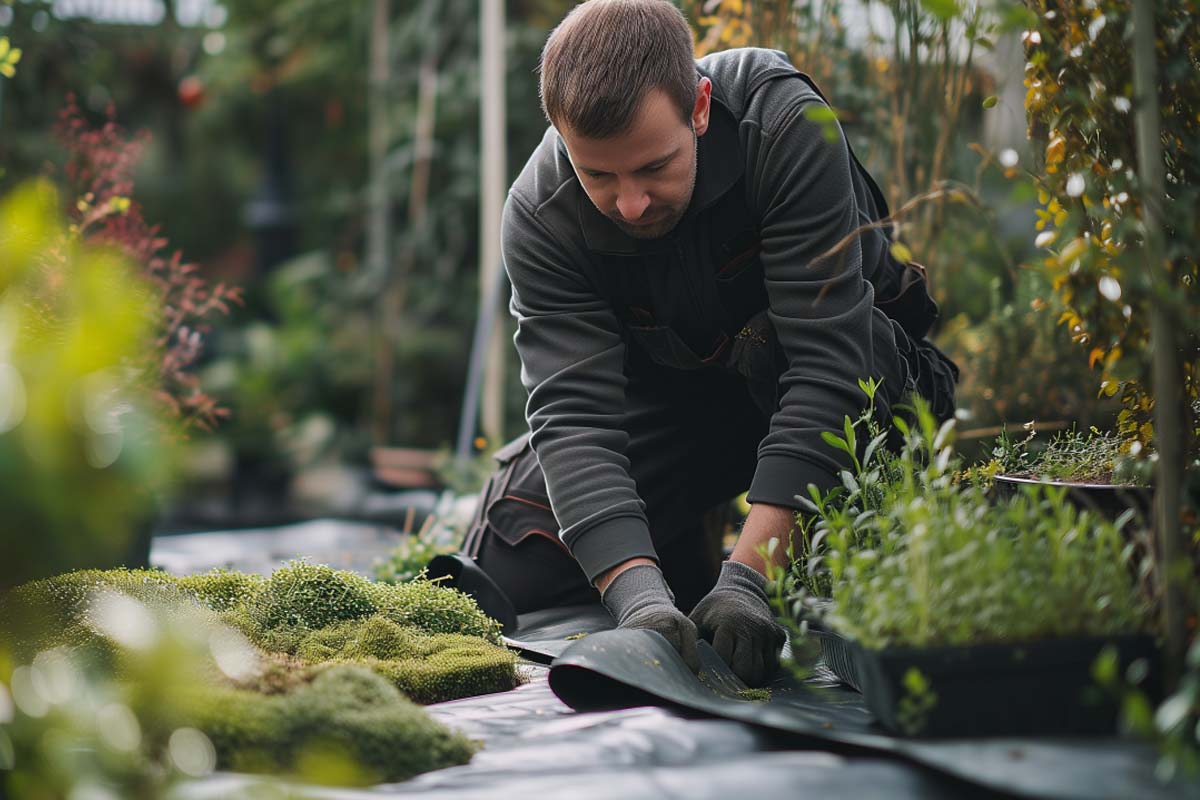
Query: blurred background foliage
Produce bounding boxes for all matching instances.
[1021,0,1198,453]
[1,0,1166,525]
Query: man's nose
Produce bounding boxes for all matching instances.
[615,182,651,221]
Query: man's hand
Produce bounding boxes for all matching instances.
[689,560,786,687]
[600,563,701,673]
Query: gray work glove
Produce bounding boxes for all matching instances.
[689,560,787,687]
[601,564,701,673]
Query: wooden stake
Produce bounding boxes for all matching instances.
[1133,0,1187,687]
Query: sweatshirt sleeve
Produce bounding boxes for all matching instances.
[744,90,891,508]
[502,192,658,582]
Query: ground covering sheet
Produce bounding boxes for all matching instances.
[154,525,1198,799]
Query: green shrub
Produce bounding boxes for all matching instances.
[181,664,477,785]
[787,389,1152,649]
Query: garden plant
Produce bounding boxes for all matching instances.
[779,383,1156,735]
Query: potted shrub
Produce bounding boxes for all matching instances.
[985,425,1160,521]
[783,386,1158,737]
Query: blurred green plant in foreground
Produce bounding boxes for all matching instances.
[0,180,173,589]
[2,561,517,794]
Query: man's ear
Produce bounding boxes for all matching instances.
[692,77,713,137]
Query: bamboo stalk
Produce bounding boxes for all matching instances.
[1132,0,1186,687]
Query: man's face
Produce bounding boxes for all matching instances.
[561,79,712,240]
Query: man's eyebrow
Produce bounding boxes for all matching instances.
[579,148,679,175]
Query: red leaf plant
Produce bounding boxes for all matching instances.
[55,94,243,436]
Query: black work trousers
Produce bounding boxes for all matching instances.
[463,330,959,616]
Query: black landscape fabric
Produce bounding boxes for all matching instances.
[538,621,1195,800]
[434,555,1195,799]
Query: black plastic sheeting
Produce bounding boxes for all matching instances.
[169,611,1198,800]
[505,606,1195,800]
[175,665,983,799]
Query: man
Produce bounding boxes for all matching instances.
[462,0,958,686]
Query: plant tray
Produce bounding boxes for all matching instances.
[992,474,1154,521]
[813,627,862,692]
[821,630,1158,737]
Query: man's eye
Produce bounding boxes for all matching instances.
[644,163,665,173]
[585,171,608,179]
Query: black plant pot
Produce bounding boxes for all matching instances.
[992,474,1154,522]
[818,629,1159,737]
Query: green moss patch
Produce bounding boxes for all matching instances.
[3,562,519,786]
[183,665,477,785]
[293,616,518,703]
[3,562,517,705]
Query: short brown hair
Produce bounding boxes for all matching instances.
[539,0,698,138]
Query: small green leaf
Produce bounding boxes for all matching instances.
[919,0,960,22]
[982,95,998,109]
[1091,645,1118,685]
[821,430,850,454]
[903,667,930,694]
[803,105,837,123]
[890,241,913,264]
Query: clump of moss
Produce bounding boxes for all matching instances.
[4,563,517,707]
[737,688,772,702]
[1,568,198,657]
[292,616,519,703]
[370,579,502,644]
[177,568,265,612]
[183,665,477,784]
[241,561,377,632]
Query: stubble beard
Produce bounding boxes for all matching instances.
[610,130,699,241]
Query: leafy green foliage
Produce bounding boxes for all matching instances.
[0,182,174,590]
[1094,636,1200,781]
[373,532,457,586]
[1022,0,1200,448]
[1,599,477,794]
[786,390,1152,649]
[897,667,939,735]
[940,270,1118,437]
[989,425,1129,485]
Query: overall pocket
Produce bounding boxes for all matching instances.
[463,433,567,557]
[714,236,768,327]
[626,323,730,372]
